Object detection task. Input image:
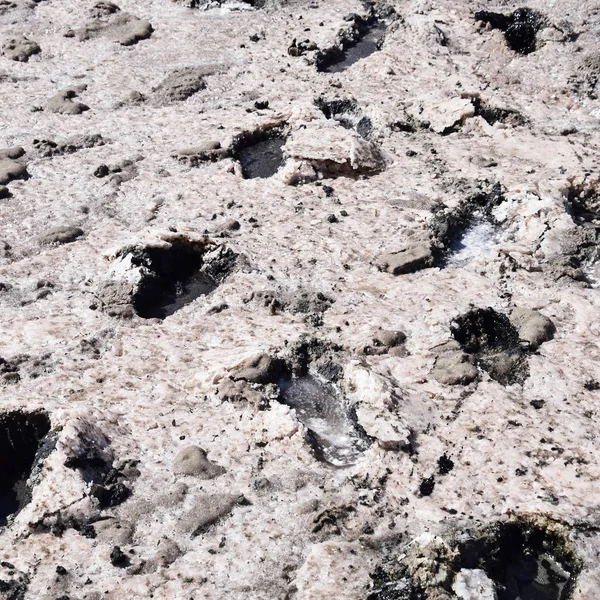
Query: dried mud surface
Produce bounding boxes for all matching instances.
[1,0,600,598]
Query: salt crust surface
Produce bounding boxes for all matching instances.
[0,0,599,598]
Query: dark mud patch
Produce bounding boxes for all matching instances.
[126,241,236,319]
[317,19,388,73]
[278,373,370,466]
[232,128,286,179]
[315,97,373,139]
[455,519,581,600]
[0,410,52,525]
[475,8,546,55]
[473,98,527,127]
[66,456,133,509]
[368,517,581,600]
[99,239,236,319]
[431,182,506,267]
[451,307,528,385]
[564,181,600,226]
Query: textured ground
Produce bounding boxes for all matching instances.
[0,0,600,598]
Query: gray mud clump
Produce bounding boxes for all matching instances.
[475,8,546,55]
[0,147,28,187]
[172,141,229,167]
[35,226,84,245]
[0,411,52,525]
[232,129,286,179]
[33,134,106,158]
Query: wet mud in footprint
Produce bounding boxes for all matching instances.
[233,129,286,179]
[237,138,285,179]
[441,214,504,268]
[278,374,370,467]
[318,21,388,73]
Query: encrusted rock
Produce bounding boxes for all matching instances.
[228,353,285,384]
[452,569,497,600]
[36,226,84,245]
[1,35,40,62]
[152,67,207,104]
[375,243,435,275]
[281,124,385,184]
[432,351,478,386]
[344,363,410,450]
[509,307,555,351]
[420,98,475,134]
[46,86,90,115]
[173,446,226,479]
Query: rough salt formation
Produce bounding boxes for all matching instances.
[0,0,599,598]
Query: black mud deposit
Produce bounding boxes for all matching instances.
[233,129,286,179]
[475,8,545,55]
[318,20,388,73]
[0,411,52,525]
[122,241,236,319]
[278,374,370,467]
[456,520,581,600]
[451,307,528,385]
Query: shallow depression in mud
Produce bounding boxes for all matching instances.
[0,411,52,525]
[117,240,236,320]
[456,520,581,600]
[320,22,388,73]
[278,374,369,467]
[137,271,217,319]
